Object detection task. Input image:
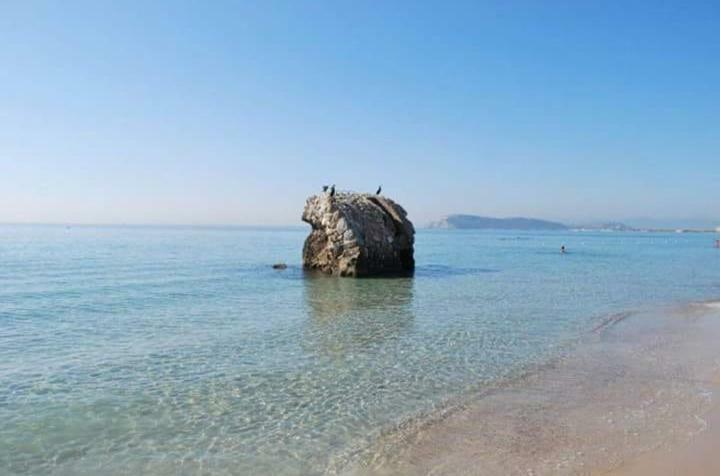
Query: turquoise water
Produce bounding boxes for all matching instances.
[1,225,719,475]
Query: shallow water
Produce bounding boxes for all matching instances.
[1,225,720,475]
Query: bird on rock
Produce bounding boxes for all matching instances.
[376,185,382,195]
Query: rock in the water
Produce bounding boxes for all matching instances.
[302,192,415,277]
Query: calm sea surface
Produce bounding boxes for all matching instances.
[1,225,719,475]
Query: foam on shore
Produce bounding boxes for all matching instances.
[697,299,720,309]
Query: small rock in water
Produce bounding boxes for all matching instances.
[272,263,288,270]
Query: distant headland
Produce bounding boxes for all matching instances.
[427,215,566,230]
[427,215,718,233]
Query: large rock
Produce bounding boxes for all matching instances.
[302,192,415,277]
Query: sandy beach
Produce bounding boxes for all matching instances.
[343,301,720,475]
[603,302,720,476]
[606,379,720,476]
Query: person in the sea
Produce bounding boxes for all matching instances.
[561,245,566,254]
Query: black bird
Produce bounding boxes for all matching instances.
[329,184,336,197]
[322,185,329,192]
[376,185,382,195]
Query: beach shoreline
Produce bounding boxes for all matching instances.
[601,301,720,476]
[605,388,720,475]
[342,300,720,475]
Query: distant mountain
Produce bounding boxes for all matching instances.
[427,215,567,230]
[426,215,716,233]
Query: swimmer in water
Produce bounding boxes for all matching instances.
[561,245,566,254]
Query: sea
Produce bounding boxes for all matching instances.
[1,225,720,475]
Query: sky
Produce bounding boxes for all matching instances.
[1,1,718,227]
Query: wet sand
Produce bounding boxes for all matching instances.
[601,302,720,476]
[605,379,720,476]
[340,301,720,475]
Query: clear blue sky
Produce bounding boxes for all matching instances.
[1,1,718,227]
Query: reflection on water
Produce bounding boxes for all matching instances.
[303,273,415,355]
